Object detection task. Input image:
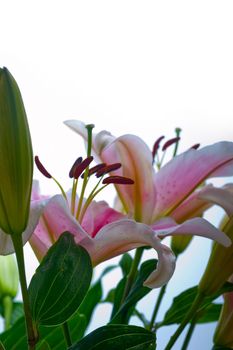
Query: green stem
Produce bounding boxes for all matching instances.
[120,247,144,305]
[2,295,13,331]
[181,315,197,350]
[149,284,167,331]
[62,322,72,347]
[12,234,38,350]
[164,292,204,350]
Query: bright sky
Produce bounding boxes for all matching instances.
[1,1,233,349]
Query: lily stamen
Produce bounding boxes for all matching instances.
[81,163,106,178]
[35,156,52,179]
[35,156,67,201]
[78,175,134,224]
[69,157,83,215]
[162,137,181,152]
[157,136,181,169]
[73,156,94,179]
[102,176,134,185]
[69,157,83,178]
[152,136,165,165]
[95,163,122,177]
[190,143,200,150]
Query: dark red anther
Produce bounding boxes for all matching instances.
[73,156,93,179]
[152,136,165,159]
[96,163,122,178]
[102,176,134,185]
[69,157,83,178]
[81,163,106,178]
[35,156,52,178]
[162,137,180,151]
[190,143,200,150]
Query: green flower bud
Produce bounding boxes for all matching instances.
[0,255,18,298]
[171,235,193,256]
[213,285,233,347]
[198,216,233,296]
[0,67,33,235]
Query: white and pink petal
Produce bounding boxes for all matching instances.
[81,219,176,289]
[153,142,233,219]
[153,217,231,247]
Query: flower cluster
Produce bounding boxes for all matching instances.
[1,68,233,350]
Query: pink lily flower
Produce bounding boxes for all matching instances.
[31,121,233,289]
[29,180,230,289]
[64,120,233,226]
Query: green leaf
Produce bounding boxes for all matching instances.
[37,313,87,349]
[68,325,156,350]
[212,347,233,350]
[104,288,115,303]
[29,232,92,326]
[10,302,24,326]
[0,341,6,350]
[0,311,87,350]
[78,280,102,328]
[99,265,117,279]
[160,282,233,327]
[110,277,127,320]
[110,260,156,324]
[0,317,27,349]
[36,340,51,350]
[197,303,222,323]
[119,253,133,276]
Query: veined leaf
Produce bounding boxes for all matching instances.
[110,259,156,324]
[119,253,133,276]
[68,325,156,350]
[29,232,92,326]
[160,282,233,327]
[0,311,87,350]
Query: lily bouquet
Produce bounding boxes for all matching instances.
[0,67,233,350]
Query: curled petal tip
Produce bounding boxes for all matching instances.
[143,244,176,288]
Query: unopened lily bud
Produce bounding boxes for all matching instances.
[213,276,233,347]
[171,235,193,256]
[0,255,19,298]
[0,67,33,235]
[198,216,233,296]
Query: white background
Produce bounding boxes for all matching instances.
[1,1,233,349]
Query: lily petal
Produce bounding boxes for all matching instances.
[0,200,45,255]
[65,120,157,224]
[64,120,114,161]
[81,200,124,237]
[153,142,233,219]
[81,219,176,288]
[29,195,91,260]
[100,134,157,224]
[154,217,231,247]
[198,184,233,217]
[171,184,214,223]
